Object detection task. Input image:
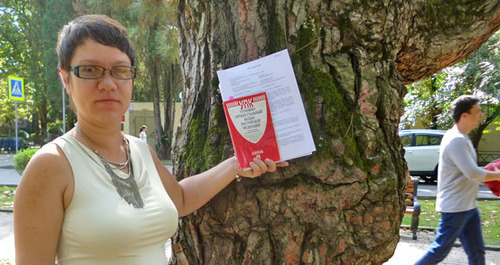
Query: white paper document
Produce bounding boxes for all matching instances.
[217,49,316,161]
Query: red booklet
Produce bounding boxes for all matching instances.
[223,92,280,168]
[484,159,500,196]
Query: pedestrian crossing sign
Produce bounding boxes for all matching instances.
[8,76,24,101]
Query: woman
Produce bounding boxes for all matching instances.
[139,125,147,142]
[14,14,287,265]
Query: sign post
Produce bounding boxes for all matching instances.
[8,76,24,153]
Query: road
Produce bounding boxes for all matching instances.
[416,179,498,200]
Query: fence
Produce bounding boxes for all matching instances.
[478,152,500,166]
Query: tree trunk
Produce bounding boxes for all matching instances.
[470,112,499,149]
[172,1,500,264]
[150,56,168,159]
[147,22,169,160]
[162,63,175,159]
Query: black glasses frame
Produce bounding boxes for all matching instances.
[70,65,137,80]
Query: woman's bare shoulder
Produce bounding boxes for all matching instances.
[20,143,72,189]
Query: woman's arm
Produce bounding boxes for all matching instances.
[150,146,287,216]
[14,144,71,265]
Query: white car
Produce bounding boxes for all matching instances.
[399,129,446,183]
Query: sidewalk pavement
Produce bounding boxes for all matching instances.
[384,228,500,264]
[0,155,20,187]
[0,212,14,263]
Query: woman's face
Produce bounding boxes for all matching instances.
[60,38,133,126]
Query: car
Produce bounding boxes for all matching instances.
[399,129,446,183]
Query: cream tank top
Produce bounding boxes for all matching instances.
[53,135,178,265]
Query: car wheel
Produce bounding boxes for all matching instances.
[432,164,439,182]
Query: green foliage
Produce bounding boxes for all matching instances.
[47,120,63,135]
[2,0,180,150]
[0,7,35,136]
[402,199,500,246]
[14,148,40,174]
[461,32,500,98]
[42,0,77,122]
[0,0,74,143]
[402,71,454,129]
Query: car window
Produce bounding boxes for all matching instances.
[415,135,443,146]
[400,135,412,147]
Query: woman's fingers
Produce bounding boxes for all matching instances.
[239,158,289,179]
[248,161,262,178]
[264,159,277,172]
[255,158,269,175]
[276,161,289,168]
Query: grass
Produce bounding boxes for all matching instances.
[402,199,500,246]
[0,186,15,210]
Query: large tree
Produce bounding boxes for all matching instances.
[172,1,500,264]
[130,0,179,159]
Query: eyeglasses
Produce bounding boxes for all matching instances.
[71,65,136,80]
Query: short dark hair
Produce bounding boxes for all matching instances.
[56,14,136,71]
[451,95,479,123]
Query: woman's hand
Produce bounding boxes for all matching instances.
[237,158,289,179]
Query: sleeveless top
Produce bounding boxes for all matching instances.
[53,135,178,265]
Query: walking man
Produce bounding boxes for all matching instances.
[415,95,500,265]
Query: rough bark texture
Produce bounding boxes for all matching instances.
[172,1,500,264]
[397,1,500,84]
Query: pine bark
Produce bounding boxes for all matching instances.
[172,1,500,264]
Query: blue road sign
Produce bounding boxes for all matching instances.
[8,76,24,101]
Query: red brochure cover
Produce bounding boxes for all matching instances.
[223,92,280,168]
[484,159,500,196]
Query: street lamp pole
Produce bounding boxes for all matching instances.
[15,102,18,153]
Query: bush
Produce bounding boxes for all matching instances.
[14,148,40,174]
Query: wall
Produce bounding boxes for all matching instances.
[477,122,500,152]
[123,101,182,152]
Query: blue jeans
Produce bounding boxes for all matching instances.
[415,208,485,265]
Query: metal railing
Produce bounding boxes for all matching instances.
[478,152,500,166]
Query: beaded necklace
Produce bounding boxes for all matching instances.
[76,126,144,209]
